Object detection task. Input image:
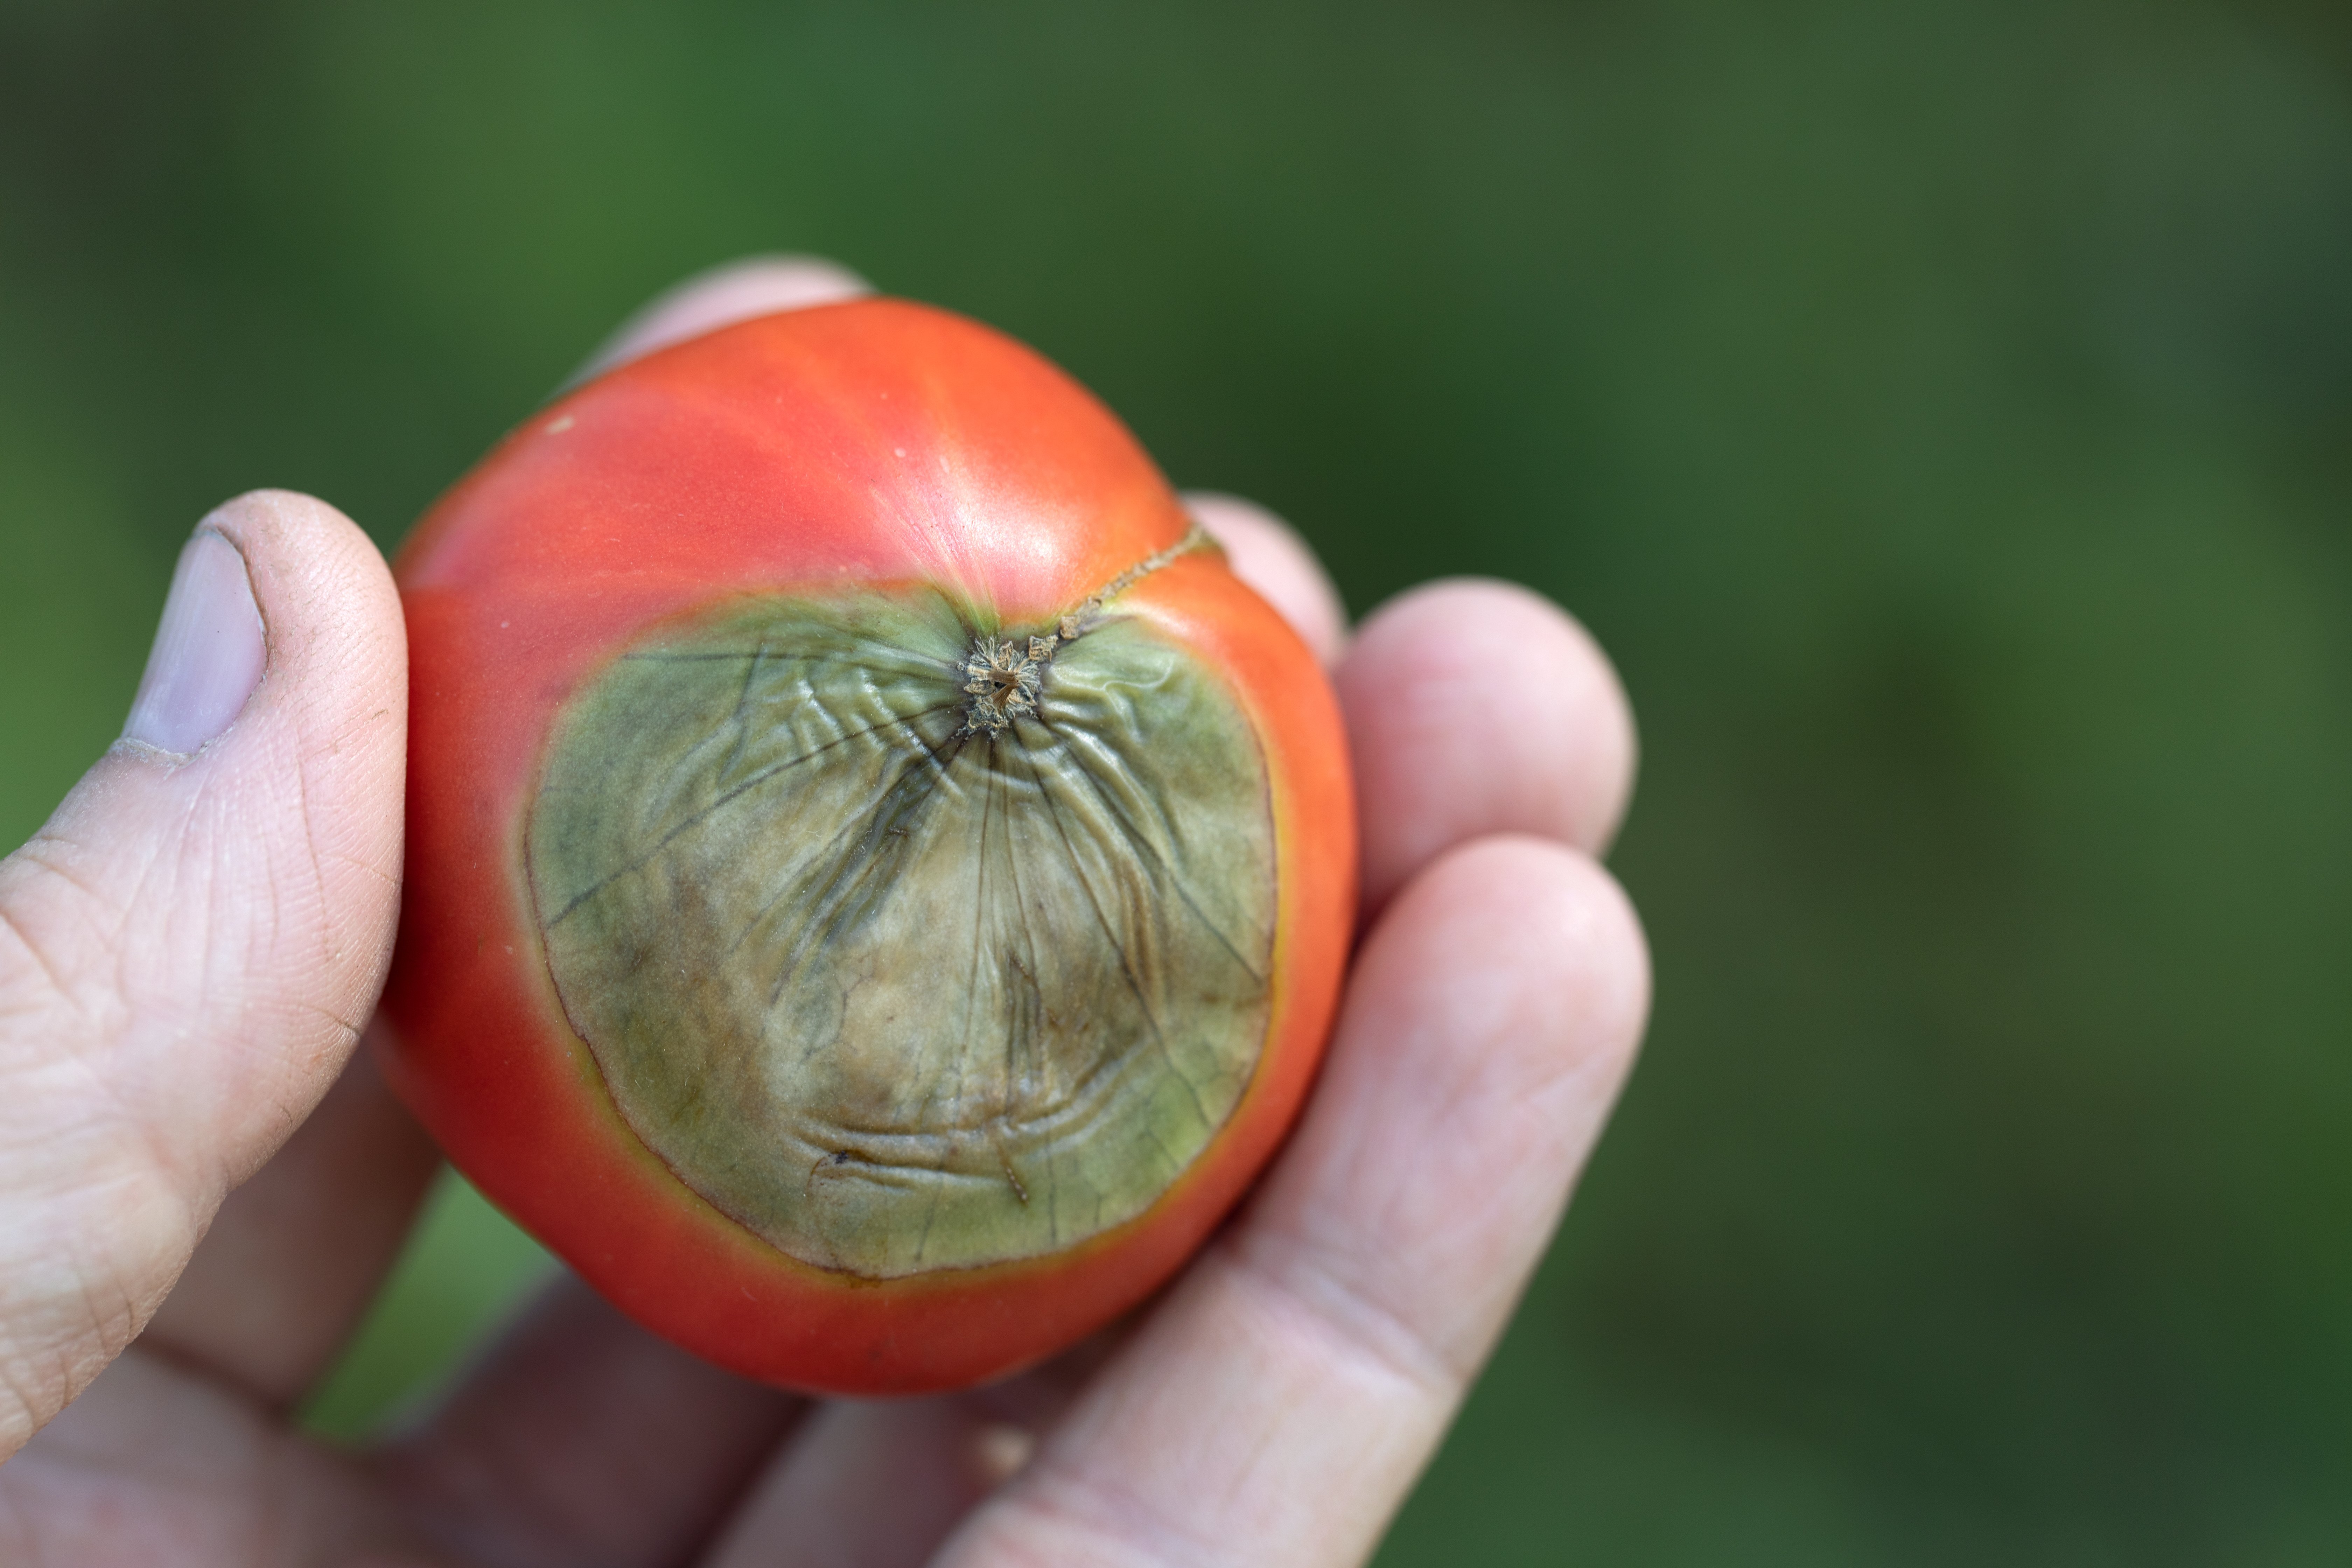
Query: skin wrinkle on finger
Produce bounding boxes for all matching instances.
[0,1157,189,1460]
[0,1010,209,1402]
[950,1268,1440,1568]
[704,1400,996,1568]
[0,824,140,1034]
[1239,866,1643,1374]
[0,851,303,1354]
[944,1274,1432,1561]
[965,1467,1237,1568]
[701,1328,1119,1568]
[1225,1035,1626,1390]
[1219,1224,1464,1401]
[0,873,87,1020]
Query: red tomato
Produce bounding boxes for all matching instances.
[380,298,1355,1394]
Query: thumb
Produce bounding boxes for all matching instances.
[0,489,405,1459]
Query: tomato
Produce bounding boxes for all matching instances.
[379,298,1356,1394]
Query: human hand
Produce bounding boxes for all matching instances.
[0,259,1648,1566]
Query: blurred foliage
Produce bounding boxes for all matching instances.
[4,0,2351,1560]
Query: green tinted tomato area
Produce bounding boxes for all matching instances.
[527,587,1279,1280]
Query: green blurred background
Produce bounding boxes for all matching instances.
[5,0,2350,1559]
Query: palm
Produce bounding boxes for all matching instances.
[0,264,1645,1568]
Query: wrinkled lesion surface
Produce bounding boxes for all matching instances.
[528,588,1276,1279]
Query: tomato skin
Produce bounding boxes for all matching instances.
[381,299,1355,1394]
